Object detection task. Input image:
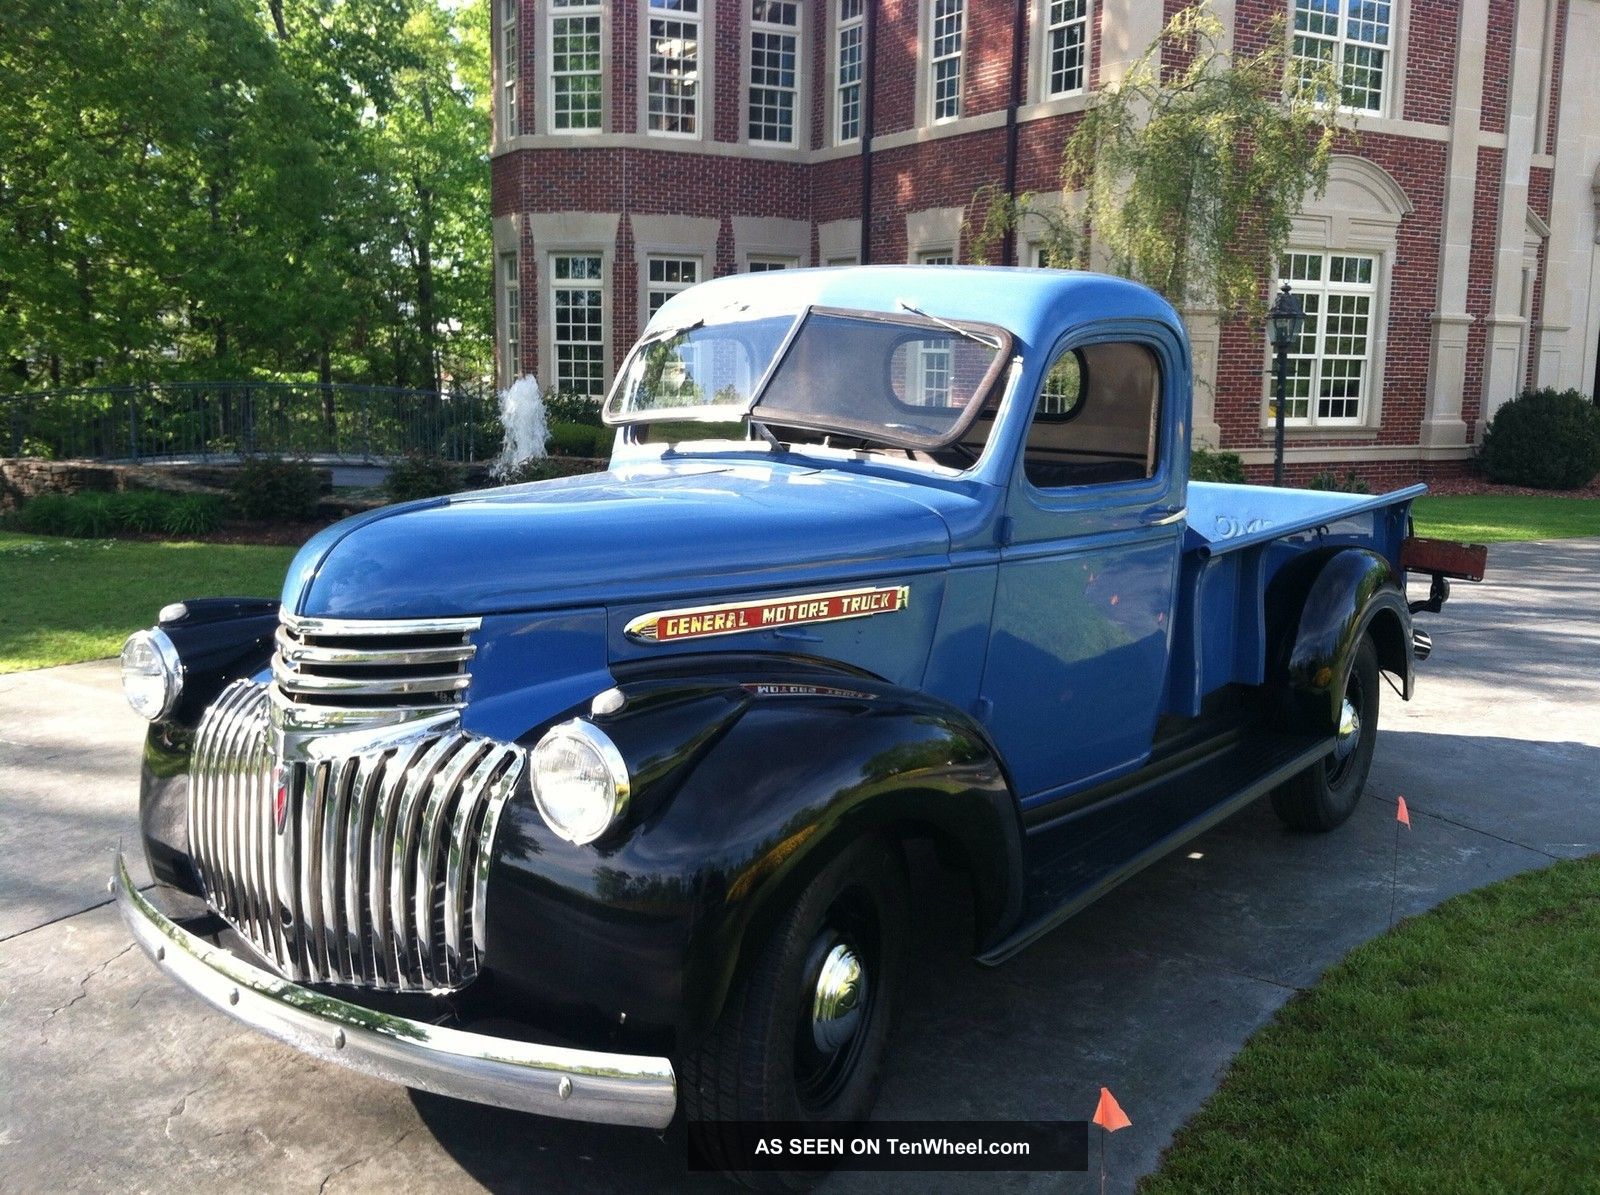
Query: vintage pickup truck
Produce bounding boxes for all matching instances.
[115,267,1473,1175]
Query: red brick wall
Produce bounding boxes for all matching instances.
[1403,0,1458,125]
[876,0,920,134]
[1546,0,1567,154]
[1480,0,1515,133]
[1461,145,1504,436]
[1526,164,1552,391]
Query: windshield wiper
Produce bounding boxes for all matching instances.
[894,299,1004,350]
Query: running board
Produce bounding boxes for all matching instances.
[978,732,1334,965]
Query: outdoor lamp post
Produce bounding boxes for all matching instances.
[1267,282,1305,487]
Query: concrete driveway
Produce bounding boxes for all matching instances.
[2,538,1596,1194]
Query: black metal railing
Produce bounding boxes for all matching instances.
[2,380,504,462]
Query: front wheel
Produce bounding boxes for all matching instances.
[1271,636,1380,832]
[682,836,910,1187]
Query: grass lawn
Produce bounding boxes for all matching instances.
[1142,856,1600,1193]
[0,531,295,673]
[1411,494,1600,543]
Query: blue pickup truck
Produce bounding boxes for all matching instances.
[115,267,1468,1175]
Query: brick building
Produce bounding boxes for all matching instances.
[489,1,1600,483]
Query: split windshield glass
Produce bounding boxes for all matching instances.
[604,307,1011,451]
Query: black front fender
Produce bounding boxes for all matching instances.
[138,598,280,893]
[485,659,1024,1051]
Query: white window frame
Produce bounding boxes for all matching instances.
[1290,0,1392,117]
[500,250,521,388]
[499,0,519,140]
[1267,250,1380,428]
[929,0,965,124]
[550,252,608,397]
[834,0,866,144]
[745,255,798,272]
[646,0,701,139]
[748,2,801,146]
[1043,0,1089,99]
[645,254,701,321]
[549,0,604,134]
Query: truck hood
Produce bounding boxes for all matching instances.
[284,461,958,619]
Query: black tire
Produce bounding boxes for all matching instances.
[682,835,910,1189]
[1272,636,1380,832]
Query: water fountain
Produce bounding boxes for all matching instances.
[493,375,549,480]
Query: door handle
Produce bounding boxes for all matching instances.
[1139,504,1186,526]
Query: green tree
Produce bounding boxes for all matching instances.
[968,4,1341,316]
[0,0,492,395]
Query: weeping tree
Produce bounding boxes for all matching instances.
[967,4,1343,316]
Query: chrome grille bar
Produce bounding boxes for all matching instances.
[273,612,481,713]
[188,679,524,992]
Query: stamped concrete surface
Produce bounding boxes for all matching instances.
[2,538,1596,1194]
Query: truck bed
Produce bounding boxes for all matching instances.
[1164,482,1426,717]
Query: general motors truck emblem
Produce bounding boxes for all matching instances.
[625,585,910,644]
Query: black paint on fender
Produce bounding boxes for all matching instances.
[1277,548,1413,731]
[483,654,1024,1053]
[136,598,280,892]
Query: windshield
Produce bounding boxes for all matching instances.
[605,315,795,423]
[604,307,1012,451]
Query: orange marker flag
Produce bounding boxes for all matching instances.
[1396,796,1411,828]
[1093,1086,1132,1133]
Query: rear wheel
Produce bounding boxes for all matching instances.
[682,836,909,1188]
[1272,636,1379,832]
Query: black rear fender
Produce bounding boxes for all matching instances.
[1276,549,1412,732]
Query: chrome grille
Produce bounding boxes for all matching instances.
[273,612,481,712]
[188,680,524,992]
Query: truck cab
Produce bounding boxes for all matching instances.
[114,267,1466,1179]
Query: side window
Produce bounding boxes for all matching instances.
[1023,341,1161,489]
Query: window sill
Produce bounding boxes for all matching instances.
[1257,425,1380,441]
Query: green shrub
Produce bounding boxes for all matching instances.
[107,490,172,533]
[64,493,116,537]
[163,494,224,537]
[385,454,466,503]
[542,389,604,426]
[1307,469,1372,495]
[14,493,76,536]
[1479,388,1600,489]
[232,456,321,522]
[546,422,608,457]
[1190,447,1247,483]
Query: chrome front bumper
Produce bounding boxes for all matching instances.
[113,855,677,1130]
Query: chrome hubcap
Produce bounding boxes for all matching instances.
[1334,697,1360,760]
[810,942,867,1054]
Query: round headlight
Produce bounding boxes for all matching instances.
[120,628,183,721]
[529,719,630,845]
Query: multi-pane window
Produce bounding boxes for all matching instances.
[552,254,606,396]
[1045,0,1089,97]
[551,0,603,132]
[749,2,800,144]
[647,0,700,136]
[912,252,956,405]
[1291,0,1391,114]
[500,251,521,386]
[500,0,519,138]
[930,0,965,122]
[646,256,700,319]
[747,256,796,271]
[836,0,865,143]
[1272,252,1377,426]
